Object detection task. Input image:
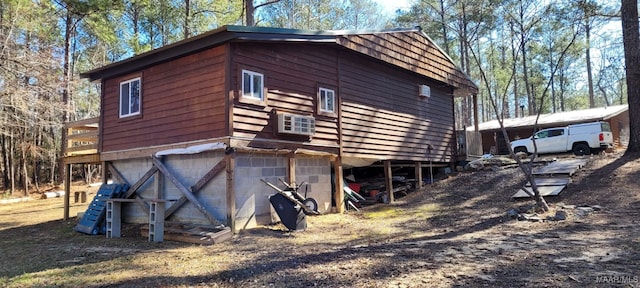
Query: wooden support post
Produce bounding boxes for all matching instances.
[473,93,479,132]
[226,154,236,231]
[74,191,87,203]
[152,157,223,226]
[101,162,107,184]
[384,160,394,203]
[288,153,296,185]
[64,163,72,220]
[333,157,344,213]
[415,162,423,189]
[155,167,163,199]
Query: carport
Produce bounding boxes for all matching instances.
[470,105,629,155]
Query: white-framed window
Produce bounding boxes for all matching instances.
[319,87,335,113]
[242,70,264,100]
[119,77,141,118]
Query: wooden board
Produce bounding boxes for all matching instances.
[524,177,570,187]
[557,159,588,168]
[513,185,566,198]
[140,225,232,245]
[532,159,588,176]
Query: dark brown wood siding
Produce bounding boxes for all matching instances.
[609,111,629,147]
[101,46,228,152]
[230,43,340,151]
[339,52,456,162]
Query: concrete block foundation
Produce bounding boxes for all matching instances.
[110,150,333,231]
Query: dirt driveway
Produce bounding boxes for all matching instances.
[1,152,639,287]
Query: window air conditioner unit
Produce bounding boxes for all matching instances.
[419,84,431,97]
[278,113,316,136]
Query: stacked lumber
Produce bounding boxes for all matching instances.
[140,223,232,245]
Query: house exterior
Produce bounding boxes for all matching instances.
[470,105,629,155]
[68,25,477,231]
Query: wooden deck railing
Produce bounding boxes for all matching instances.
[64,117,99,157]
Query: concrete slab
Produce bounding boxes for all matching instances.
[513,185,566,198]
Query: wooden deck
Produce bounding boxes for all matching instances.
[64,117,100,164]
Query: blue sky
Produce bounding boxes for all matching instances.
[374,0,413,16]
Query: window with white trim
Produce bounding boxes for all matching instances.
[119,77,141,118]
[242,70,264,100]
[319,87,335,113]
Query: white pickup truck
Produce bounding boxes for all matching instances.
[510,121,614,156]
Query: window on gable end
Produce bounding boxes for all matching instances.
[119,77,141,118]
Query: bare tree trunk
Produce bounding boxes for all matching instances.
[84,164,97,184]
[245,0,254,26]
[183,0,190,39]
[1,135,8,189]
[499,37,509,119]
[517,2,533,115]
[559,68,566,111]
[585,21,595,108]
[549,42,556,112]
[160,2,167,46]
[598,84,611,106]
[622,0,640,153]
[1,141,6,190]
[130,4,141,52]
[49,127,57,184]
[59,10,72,185]
[33,131,41,193]
[245,0,281,29]
[460,1,473,127]
[619,80,625,105]
[33,158,40,193]
[9,130,15,195]
[438,0,449,55]
[20,145,28,196]
[499,129,549,211]
[522,47,532,114]
[459,36,470,126]
[511,21,520,118]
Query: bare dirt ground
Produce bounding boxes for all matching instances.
[1,151,639,287]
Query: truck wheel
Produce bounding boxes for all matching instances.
[573,143,591,156]
[514,147,528,154]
